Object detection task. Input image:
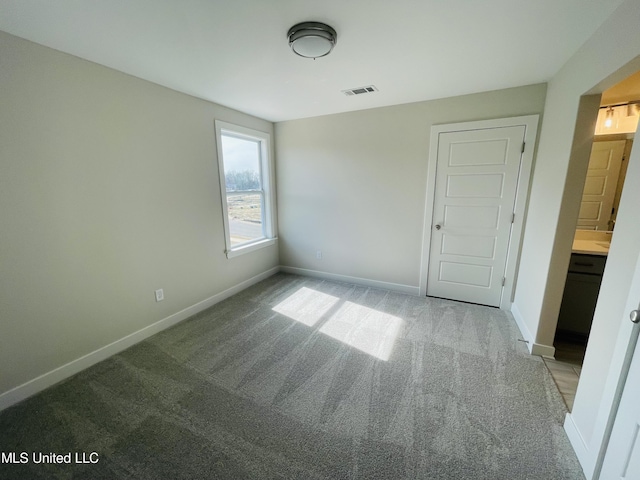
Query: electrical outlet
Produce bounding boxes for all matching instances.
[316,250,322,260]
[155,289,164,302]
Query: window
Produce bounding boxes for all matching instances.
[215,121,276,258]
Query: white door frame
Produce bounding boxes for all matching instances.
[596,318,640,479]
[419,115,539,309]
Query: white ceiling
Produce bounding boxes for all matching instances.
[0,0,625,122]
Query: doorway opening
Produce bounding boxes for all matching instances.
[545,71,640,410]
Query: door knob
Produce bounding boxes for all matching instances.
[435,224,442,230]
[631,310,640,324]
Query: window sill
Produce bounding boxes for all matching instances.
[226,237,277,259]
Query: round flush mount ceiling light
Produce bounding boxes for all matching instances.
[288,22,337,59]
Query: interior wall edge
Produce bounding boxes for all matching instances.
[511,303,535,354]
[535,94,602,347]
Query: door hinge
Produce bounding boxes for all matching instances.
[502,277,506,286]
[511,213,515,223]
[521,142,525,153]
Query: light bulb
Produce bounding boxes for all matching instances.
[604,107,614,128]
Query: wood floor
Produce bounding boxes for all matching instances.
[543,338,587,410]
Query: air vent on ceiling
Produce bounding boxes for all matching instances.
[342,85,378,96]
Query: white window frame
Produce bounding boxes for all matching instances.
[215,121,276,258]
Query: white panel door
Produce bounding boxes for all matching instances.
[600,339,640,479]
[599,264,640,479]
[578,140,625,230]
[427,126,525,307]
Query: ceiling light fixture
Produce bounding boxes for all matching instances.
[288,22,337,59]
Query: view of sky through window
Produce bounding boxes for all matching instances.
[221,135,261,190]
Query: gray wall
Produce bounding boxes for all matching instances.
[0,31,278,399]
[275,84,547,290]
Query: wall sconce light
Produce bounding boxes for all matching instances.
[604,106,614,128]
[596,103,640,135]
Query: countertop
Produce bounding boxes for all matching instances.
[571,238,610,256]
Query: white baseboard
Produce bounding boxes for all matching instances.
[510,302,556,357]
[564,412,595,480]
[510,302,534,349]
[280,266,420,296]
[530,342,556,358]
[0,266,280,412]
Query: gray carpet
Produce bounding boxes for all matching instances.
[0,273,585,479]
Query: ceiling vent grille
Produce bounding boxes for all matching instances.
[342,85,378,96]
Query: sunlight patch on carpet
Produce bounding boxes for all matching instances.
[319,302,403,361]
[272,287,340,326]
[273,288,403,360]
